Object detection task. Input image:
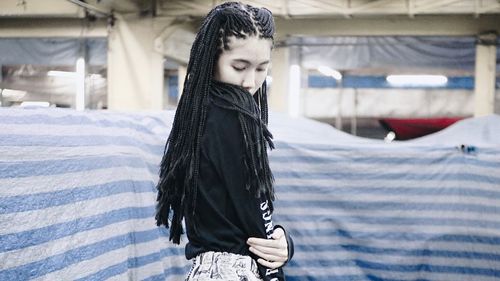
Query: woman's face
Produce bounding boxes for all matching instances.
[214,35,272,95]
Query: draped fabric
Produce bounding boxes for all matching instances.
[0,38,107,66]
[294,36,500,72]
[1,107,499,280]
[1,36,498,71]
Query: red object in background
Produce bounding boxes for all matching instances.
[379,117,464,140]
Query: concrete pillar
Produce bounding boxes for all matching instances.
[288,45,301,117]
[177,65,187,102]
[107,16,164,110]
[269,46,289,113]
[474,33,497,117]
[162,63,170,109]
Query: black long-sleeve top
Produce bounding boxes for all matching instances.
[184,99,294,280]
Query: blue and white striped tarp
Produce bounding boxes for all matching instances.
[1,107,499,281]
[0,108,189,281]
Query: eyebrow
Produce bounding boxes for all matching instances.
[232,59,270,66]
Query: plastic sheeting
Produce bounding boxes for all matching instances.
[1,107,500,280]
[0,38,107,66]
[1,36,499,72]
[295,36,500,72]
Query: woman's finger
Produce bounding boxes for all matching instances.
[249,245,288,261]
[271,227,285,239]
[248,232,287,249]
[256,258,285,270]
[247,237,282,248]
[249,243,288,257]
[250,247,286,262]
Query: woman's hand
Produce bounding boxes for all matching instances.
[247,227,288,269]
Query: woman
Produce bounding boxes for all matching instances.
[155,2,294,280]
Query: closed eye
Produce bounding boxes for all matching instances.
[232,66,246,71]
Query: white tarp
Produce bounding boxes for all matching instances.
[1,107,499,280]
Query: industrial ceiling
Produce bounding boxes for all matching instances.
[1,0,500,19]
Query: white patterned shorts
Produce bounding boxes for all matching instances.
[185,251,263,281]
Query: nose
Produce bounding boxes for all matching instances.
[242,71,255,92]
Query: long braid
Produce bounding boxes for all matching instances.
[209,81,275,198]
[155,2,275,244]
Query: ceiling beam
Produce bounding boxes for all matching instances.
[407,0,415,18]
[0,0,84,18]
[157,0,210,17]
[67,0,112,17]
[348,0,396,14]
[293,0,337,11]
[242,0,284,11]
[315,0,347,10]
[275,15,500,39]
[177,1,212,13]
[477,2,500,14]
[288,0,350,18]
[0,18,108,37]
[157,0,500,18]
[411,0,463,14]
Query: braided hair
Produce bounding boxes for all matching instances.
[155,2,276,244]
